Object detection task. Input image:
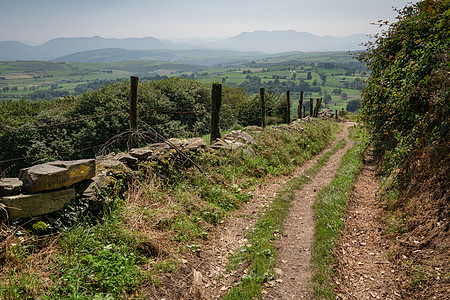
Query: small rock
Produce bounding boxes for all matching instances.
[0,178,22,196]
[274,268,284,276]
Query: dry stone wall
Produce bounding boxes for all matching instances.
[0,121,311,220]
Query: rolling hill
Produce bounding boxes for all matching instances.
[52,48,265,66]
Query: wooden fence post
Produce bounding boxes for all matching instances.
[335,109,338,120]
[210,83,222,144]
[286,90,291,124]
[260,88,266,128]
[130,76,138,131]
[314,98,323,117]
[310,98,314,117]
[303,105,306,118]
[298,91,304,119]
[129,76,139,148]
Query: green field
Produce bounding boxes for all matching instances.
[0,60,201,99]
[0,51,366,111]
[191,51,366,112]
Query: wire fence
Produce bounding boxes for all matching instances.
[0,105,208,172]
[1,78,317,174]
[0,108,209,134]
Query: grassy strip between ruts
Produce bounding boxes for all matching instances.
[223,138,348,299]
[311,125,368,298]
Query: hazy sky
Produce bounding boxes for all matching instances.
[1,0,418,44]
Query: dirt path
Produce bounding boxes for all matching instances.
[179,122,355,299]
[333,150,401,299]
[173,123,406,300]
[262,123,354,299]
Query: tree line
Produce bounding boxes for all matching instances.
[0,78,290,175]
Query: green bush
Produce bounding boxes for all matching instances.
[358,0,449,173]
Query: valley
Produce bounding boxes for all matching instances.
[0,51,366,111]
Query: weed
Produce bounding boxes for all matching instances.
[409,266,428,289]
[0,269,45,300]
[43,204,151,299]
[187,243,201,256]
[151,259,177,274]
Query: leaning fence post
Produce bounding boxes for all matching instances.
[286,90,291,124]
[129,76,139,148]
[298,91,304,119]
[314,98,323,117]
[335,109,338,120]
[260,87,266,128]
[310,98,314,117]
[303,105,306,118]
[210,83,222,144]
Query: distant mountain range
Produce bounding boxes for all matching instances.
[0,30,367,64]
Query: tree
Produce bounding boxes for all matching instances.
[319,73,327,86]
[341,92,348,100]
[323,95,332,106]
[346,99,361,112]
[306,72,312,80]
[332,88,342,95]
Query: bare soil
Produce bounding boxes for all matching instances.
[333,150,402,299]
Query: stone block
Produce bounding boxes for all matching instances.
[1,189,75,219]
[96,158,129,172]
[115,153,138,169]
[0,178,23,196]
[184,137,207,151]
[75,175,108,199]
[211,139,232,150]
[48,159,96,181]
[19,159,95,193]
[129,147,154,161]
[19,164,67,193]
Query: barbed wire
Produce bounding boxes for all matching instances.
[138,108,207,115]
[0,110,128,133]
[0,107,209,134]
[0,142,109,166]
